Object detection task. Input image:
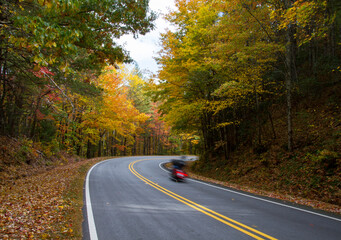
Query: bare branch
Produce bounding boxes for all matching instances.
[42,72,75,114]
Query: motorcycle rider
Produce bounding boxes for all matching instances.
[171,156,187,181]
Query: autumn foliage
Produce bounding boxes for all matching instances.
[155,0,340,206]
[1,0,186,158]
[0,1,191,237]
[0,1,340,238]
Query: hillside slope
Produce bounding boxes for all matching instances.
[191,84,341,208]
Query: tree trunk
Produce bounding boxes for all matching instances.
[86,139,92,159]
[284,1,297,152]
[255,86,261,146]
[0,46,8,135]
[148,136,152,155]
[268,109,276,140]
[98,138,102,157]
[200,111,215,160]
[132,135,136,156]
[30,95,42,139]
[123,137,127,156]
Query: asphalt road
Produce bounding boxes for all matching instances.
[83,156,341,240]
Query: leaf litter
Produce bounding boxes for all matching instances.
[0,159,102,239]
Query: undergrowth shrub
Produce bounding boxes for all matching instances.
[15,138,34,164]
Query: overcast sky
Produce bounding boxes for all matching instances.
[117,0,176,78]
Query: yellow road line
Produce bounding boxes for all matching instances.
[129,159,278,240]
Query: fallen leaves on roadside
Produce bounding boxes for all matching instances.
[0,161,89,239]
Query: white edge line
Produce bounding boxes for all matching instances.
[85,156,181,240]
[159,161,341,222]
[86,160,109,240]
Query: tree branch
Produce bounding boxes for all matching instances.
[42,72,75,115]
[241,3,274,42]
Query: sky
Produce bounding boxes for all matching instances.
[117,0,176,78]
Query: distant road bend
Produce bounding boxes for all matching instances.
[83,156,341,240]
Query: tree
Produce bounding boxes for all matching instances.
[156,0,283,160]
[158,0,339,161]
[270,0,338,151]
[0,0,156,138]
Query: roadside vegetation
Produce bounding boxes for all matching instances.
[1,0,340,238]
[156,0,341,210]
[189,84,341,208]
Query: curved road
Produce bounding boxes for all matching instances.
[83,156,341,240]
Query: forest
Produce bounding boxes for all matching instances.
[0,0,199,161]
[0,0,340,238]
[155,0,340,205]
[0,0,340,202]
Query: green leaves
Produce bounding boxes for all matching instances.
[5,0,156,73]
[0,0,156,140]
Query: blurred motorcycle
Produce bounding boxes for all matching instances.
[170,159,188,182]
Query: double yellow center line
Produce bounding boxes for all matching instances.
[129,159,277,240]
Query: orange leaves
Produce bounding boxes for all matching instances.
[35,109,55,121]
[97,65,123,92]
[75,64,152,152]
[114,144,126,152]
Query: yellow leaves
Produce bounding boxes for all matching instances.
[36,0,53,8]
[332,66,341,73]
[98,65,121,90]
[8,36,28,49]
[33,64,41,72]
[62,226,73,233]
[275,0,329,45]
[118,64,145,86]
[76,64,148,146]
[45,41,57,48]
[37,0,45,5]
[215,121,240,129]
[137,113,150,123]
[59,62,70,73]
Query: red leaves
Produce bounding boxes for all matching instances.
[32,66,55,78]
[114,144,126,152]
[35,109,55,121]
